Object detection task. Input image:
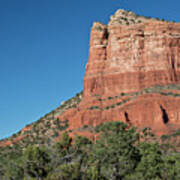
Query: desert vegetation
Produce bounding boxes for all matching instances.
[0,121,180,179]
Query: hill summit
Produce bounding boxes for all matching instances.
[1,9,180,146]
[109,9,156,25]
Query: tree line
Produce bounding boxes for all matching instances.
[1,121,180,180]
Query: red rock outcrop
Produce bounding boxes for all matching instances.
[56,9,180,136]
[84,13,180,97]
[1,10,180,146]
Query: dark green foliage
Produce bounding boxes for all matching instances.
[89,106,101,110]
[90,122,140,179]
[94,25,105,32]
[136,142,163,179]
[47,162,82,180]
[162,153,180,179]
[82,124,89,129]
[3,159,24,180]
[55,132,72,156]
[23,145,51,179]
[1,121,180,179]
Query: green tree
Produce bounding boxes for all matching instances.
[135,142,163,179]
[23,145,51,179]
[55,132,72,157]
[46,162,81,180]
[89,122,140,179]
[3,159,24,180]
[161,152,180,179]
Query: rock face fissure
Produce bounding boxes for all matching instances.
[160,105,169,124]
[124,112,130,124]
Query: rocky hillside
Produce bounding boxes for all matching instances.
[0,92,82,147]
[1,9,180,147]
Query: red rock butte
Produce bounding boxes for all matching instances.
[1,10,180,146]
[84,11,180,96]
[57,9,180,136]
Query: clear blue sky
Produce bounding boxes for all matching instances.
[0,0,179,139]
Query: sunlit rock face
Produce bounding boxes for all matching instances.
[60,9,180,136]
[84,10,180,97]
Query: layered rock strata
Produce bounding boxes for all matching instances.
[61,9,180,136]
[84,10,180,97]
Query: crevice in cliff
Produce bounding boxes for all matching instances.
[168,51,177,82]
[160,105,169,124]
[124,112,131,124]
[103,28,109,60]
[104,28,109,40]
[171,52,177,81]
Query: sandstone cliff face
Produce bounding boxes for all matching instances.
[58,10,180,136]
[84,10,180,97]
